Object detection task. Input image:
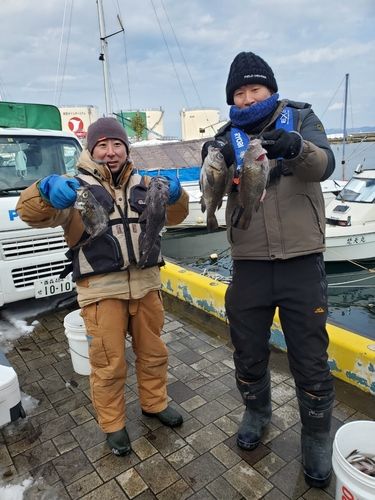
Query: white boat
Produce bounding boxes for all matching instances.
[173,180,227,229]
[320,178,347,205]
[324,165,375,262]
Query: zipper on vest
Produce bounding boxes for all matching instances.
[105,233,123,263]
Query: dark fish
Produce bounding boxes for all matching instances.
[346,449,375,476]
[138,176,170,268]
[74,186,109,246]
[233,138,269,230]
[200,145,234,232]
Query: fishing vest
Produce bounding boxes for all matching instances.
[65,172,164,281]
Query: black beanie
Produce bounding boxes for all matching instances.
[87,117,130,154]
[226,52,278,105]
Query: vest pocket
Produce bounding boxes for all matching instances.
[129,184,147,213]
[83,233,124,272]
[304,194,325,238]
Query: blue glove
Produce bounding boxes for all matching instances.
[39,175,80,209]
[163,175,182,204]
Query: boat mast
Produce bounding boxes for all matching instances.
[341,73,349,180]
[96,0,112,116]
[96,1,125,117]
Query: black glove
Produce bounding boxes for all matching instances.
[201,140,235,167]
[261,129,302,160]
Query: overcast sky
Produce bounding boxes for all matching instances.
[0,0,374,138]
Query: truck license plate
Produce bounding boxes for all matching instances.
[34,276,74,298]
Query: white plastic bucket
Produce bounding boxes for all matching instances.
[64,309,91,376]
[332,420,375,500]
[0,364,21,426]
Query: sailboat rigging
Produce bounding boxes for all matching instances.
[96,0,124,116]
[341,73,349,181]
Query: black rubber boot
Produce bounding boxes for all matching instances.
[106,427,131,456]
[297,388,335,488]
[142,405,183,427]
[236,372,272,450]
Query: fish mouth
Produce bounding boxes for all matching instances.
[256,154,266,161]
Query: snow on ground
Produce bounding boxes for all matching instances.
[0,294,74,352]
[0,300,74,497]
[20,391,39,414]
[0,319,36,354]
[0,478,33,500]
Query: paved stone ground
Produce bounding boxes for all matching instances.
[1,305,374,499]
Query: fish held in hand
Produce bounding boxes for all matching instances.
[138,176,169,268]
[74,186,109,245]
[233,138,269,230]
[200,146,233,232]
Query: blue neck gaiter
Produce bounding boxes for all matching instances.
[229,93,279,128]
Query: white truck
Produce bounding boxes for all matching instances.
[0,102,82,307]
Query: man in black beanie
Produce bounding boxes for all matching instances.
[17,117,189,457]
[201,52,336,489]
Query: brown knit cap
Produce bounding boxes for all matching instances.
[87,117,130,153]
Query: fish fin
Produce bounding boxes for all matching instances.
[200,196,206,213]
[207,216,219,232]
[206,170,215,186]
[231,206,250,230]
[254,189,267,212]
[139,210,147,223]
[236,215,251,230]
[138,256,146,269]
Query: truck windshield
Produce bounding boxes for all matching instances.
[0,135,81,194]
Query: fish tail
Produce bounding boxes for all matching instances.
[207,215,219,232]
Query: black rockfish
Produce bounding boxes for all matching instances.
[233,138,269,230]
[346,449,375,476]
[200,145,234,232]
[138,176,169,268]
[74,186,109,246]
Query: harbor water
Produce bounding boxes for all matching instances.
[329,139,375,180]
[162,228,375,340]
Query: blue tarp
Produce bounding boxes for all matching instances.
[138,166,200,182]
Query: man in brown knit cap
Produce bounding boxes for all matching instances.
[17,117,189,456]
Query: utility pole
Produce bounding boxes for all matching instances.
[96,1,125,116]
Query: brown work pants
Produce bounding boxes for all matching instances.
[81,291,168,433]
